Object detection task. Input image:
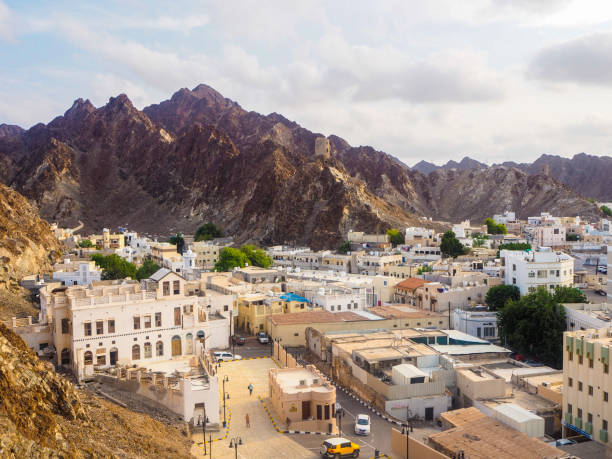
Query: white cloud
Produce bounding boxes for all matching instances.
[0,0,15,42]
[528,32,612,85]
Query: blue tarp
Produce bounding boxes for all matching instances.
[279,293,309,303]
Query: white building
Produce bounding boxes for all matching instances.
[405,227,436,242]
[563,303,612,331]
[52,259,102,286]
[402,245,441,263]
[453,307,498,342]
[500,248,574,295]
[356,252,402,276]
[493,211,516,225]
[37,269,231,378]
[534,225,566,247]
[307,286,367,313]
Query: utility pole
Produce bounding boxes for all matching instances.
[223,375,229,427]
[201,405,208,455]
[209,434,212,459]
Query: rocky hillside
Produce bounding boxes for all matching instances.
[0,183,61,292]
[0,84,602,249]
[0,322,192,457]
[414,153,612,201]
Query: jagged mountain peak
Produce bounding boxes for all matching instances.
[64,98,95,119]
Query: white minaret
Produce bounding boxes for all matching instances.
[183,247,196,271]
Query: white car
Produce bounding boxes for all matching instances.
[354,414,370,435]
[213,351,242,362]
[257,332,269,344]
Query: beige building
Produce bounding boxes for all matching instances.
[190,241,220,270]
[88,228,125,250]
[237,293,283,334]
[269,365,336,432]
[268,307,449,347]
[563,328,612,448]
[456,367,506,407]
[150,242,181,267]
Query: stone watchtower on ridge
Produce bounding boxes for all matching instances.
[314,136,331,159]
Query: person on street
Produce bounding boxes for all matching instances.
[248,383,253,396]
[246,413,250,428]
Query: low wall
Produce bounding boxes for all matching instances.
[273,341,298,368]
[391,427,446,459]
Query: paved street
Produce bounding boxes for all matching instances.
[191,358,317,458]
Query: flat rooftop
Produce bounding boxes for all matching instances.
[428,416,565,459]
[269,310,365,325]
[457,367,500,382]
[439,407,487,428]
[272,367,334,394]
[368,305,446,319]
[354,343,437,362]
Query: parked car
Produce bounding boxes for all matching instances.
[213,351,242,362]
[596,289,607,296]
[231,335,246,345]
[320,437,360,458]
[354,414,371,436]
[549,438,576,447]
[257,332,269,344]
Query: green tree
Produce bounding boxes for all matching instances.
[440,230,467,258]
[472,237,486,248]
[195,223,224,241]
[601,205,612,217]
[169,233,185,254]
[91,254,137,280]
[417,264,433,275]
[78,239,93,248]
[588,197,596,203]
[214,247,249,271]
[240,244,272,268]
[497,242,532,257]
[135,259,161,281]
[484,218,507,235]
[386,228,405,247]
[338,240,350,254]
[566,233,579,241]
[497,287,566,368]
[553,286,587,304]
[485,284,520,311]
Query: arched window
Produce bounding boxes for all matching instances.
[186,333,193,354]
[61,348,70,365]
[144,342,152,358]
[156,341,163,356]
[84,351,93,365]
[171,335,182,356]
[132,344,140,360]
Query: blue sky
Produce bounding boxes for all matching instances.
[2,0,612,165]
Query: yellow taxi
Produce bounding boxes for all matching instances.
[320,437,360,458]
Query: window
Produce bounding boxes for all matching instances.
[97,353,106,366]
[96,320,103,335]
[144,342,152,358]
[156,341,163,356]
[108,319,115,333]
[589,385,594,396]
[579,381,583,391]
[578,408,583,419]
[605,392,609,402]
[163,281,170,296]
[84,322,92,336]
[61,318,69,334]
[567,403,572,414]
[588,413,593,424]
[579,355,583,365]
[174,307,181,326]
[528,271,535,278]
[331,306,335,311]
[589,358,594,368]
[604,420,608,431]
[155,312,162,327]
[84,351,93,365]
[568,377,573,387]
[173,280,180,295]
[512,278,516,285]
[133,316,141,330]
[132,344,140,360]
[537,270,547,278]
[144,315,151,329]
[512,264,516,271]
[605,363,609,374]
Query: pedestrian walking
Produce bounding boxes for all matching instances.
[246,413,250,428]
[248,383,253,396]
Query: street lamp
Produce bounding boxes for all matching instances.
[276,337,282,360]
[229,436,242,459]
[402,422,413,459]
[198,408,210,456]
[222,375,229,427]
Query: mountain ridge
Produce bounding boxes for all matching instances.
[0,84,603,249]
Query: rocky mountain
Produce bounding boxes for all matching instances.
[500,153,612,201]
[414,152,612,201]
[0,124,24,138]
[0,322,192,457]
[412,156,487,174]
[0,84,603,249]
[0,183,62,292]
